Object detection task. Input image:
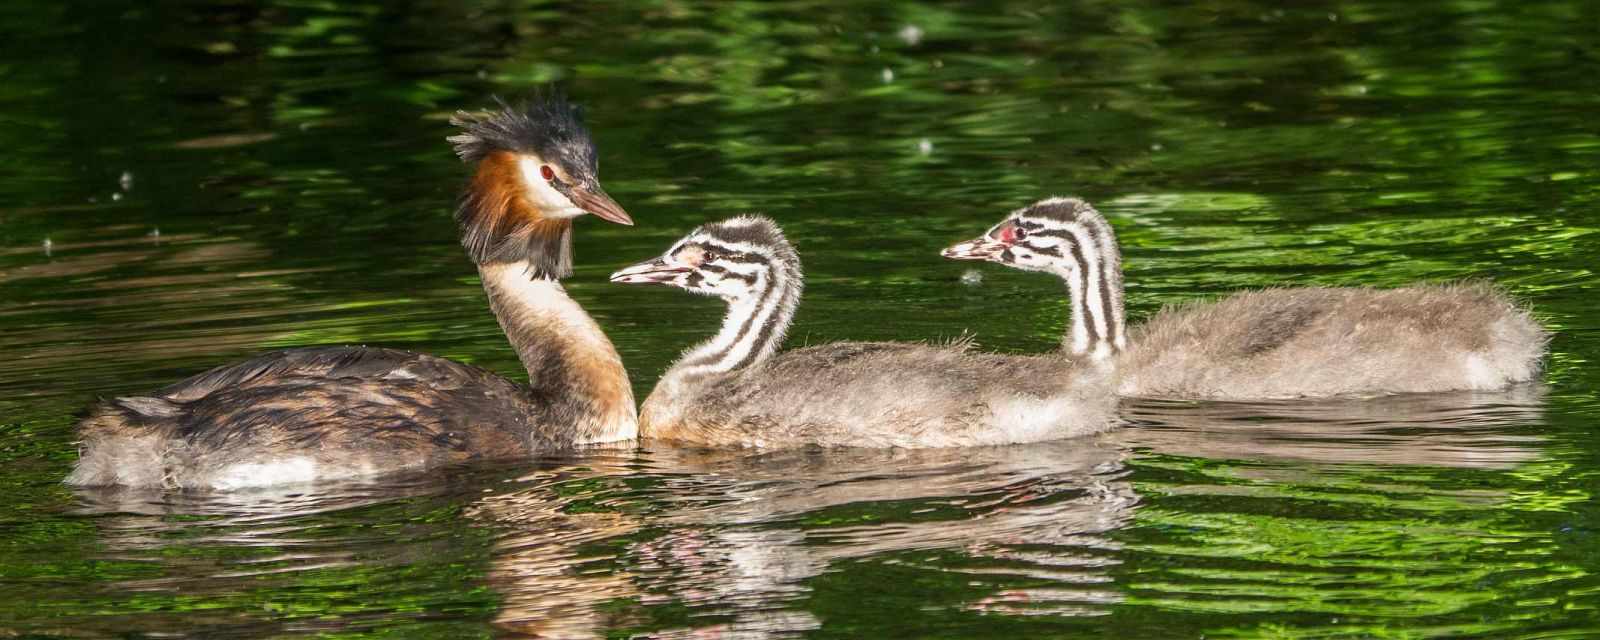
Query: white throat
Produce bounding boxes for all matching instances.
[481,262,610,352]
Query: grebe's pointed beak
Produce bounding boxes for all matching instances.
[941,237,1003,261]
[609,256,688,285]
[572,185,634,226]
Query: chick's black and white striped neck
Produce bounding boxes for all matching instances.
[1016,198,1127,360]
[669,237,802,380]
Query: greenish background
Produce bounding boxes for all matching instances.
[1,0,1597,637]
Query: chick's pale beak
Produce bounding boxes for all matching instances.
[609,256,688,285]
[572,186,634,226]
[941,237,1004,261]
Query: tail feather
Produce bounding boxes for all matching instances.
[65,398,177,488]
[112,396,181,418]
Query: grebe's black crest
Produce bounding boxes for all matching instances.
[448,91,597,177]
[448,92,599,277]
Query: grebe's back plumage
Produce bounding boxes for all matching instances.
[70,348,545,489]
[610,216,1117,449]
[68,95,638,489]
[942,197,1547,400]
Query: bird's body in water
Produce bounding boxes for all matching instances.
[943,197,1548,400]
[68,95,639,490]
[610,216,1118,449]
[1118,283,1545,398]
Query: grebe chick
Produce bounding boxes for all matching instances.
[609,216,1118,449]
[68,95,639,490]
[942,198,1548,400]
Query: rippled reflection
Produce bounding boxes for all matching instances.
[1124,386,1548,468]
[476,389,1551,637]
[59,473,506,637]
[467,442,1135,638]
[41,386,1568,638]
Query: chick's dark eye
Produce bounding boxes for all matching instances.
[1013,227,1028,240]
[540,165,555,181]
[702,250,721,262]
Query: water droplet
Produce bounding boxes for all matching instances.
[897,24,924,46]
[42,237,52,257]
[119,171,133,191]
[960,269,983,286]
[881,68,895,83]
[917,138,933,155]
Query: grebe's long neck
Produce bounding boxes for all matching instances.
[666,261,801,382]
[479,261,636,444]
[1054,215,1126,361]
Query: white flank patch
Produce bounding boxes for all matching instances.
[986,395,1101,445]
[1463,354,1502,389]
[212,458,320,490]
[577,425,636,446]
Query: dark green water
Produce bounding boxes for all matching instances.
[3,1,1598,637]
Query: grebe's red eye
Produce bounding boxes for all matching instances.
[540,165,555,181]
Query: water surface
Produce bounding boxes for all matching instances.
[2,1,1598,637]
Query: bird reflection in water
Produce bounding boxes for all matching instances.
[1121,385,1547,469]
[66,387,1546,638]
[478,439,1134,638]
[476,386,1546,637]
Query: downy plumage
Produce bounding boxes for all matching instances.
[609,216,1119,449]
[943,197,1548,399]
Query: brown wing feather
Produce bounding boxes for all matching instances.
[69,346,568,488]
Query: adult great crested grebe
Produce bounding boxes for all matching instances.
[67,95,639,490]
[943,197,1548,399]
[608,216,1119,449]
